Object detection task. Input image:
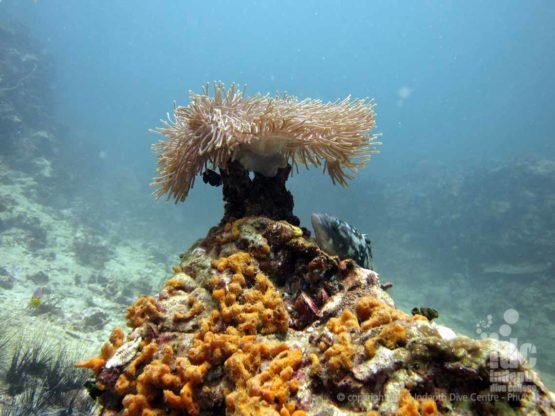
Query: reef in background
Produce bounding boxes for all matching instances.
[0,22,57,170]
[78,216,555,415]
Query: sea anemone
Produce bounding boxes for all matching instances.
[153,82,380,203]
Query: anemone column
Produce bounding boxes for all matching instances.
[218,160,299,226]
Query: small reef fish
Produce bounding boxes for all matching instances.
[29,286,49,308]
[411,307,439,321]
[202,169,222,187]
[311,213,373,269]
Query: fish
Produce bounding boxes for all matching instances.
[411,307,439,321]
[202,169,222,186]
[311,213,373,269]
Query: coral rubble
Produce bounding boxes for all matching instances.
[78,217,555,415]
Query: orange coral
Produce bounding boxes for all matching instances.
[252,241,271,257]
[115,343,209,416]
[215,218,246,244]
[113,251,297,415]
[172,296,204,322]
[211,252,288,335]
[167,252,298,415]
[78,244,304,415]
[121,393,151,416]
[127,295,165,328]
[213,257,229,272]
[226,345,303,416]
[110,326,125,347]
[318,309,362,381]
[356,296,408,330]
[364,323,407,358]
[322,332,356,381]
[364,339,377,359]
[164,274,191,294]
[420,399,438,416]
[396,389,420,416]
[379,323,406,349]
[187,330,242,366]
[125,342,158,378]
[114,342,160,400]
[75,327,124,374]
[75,356,105,375]
[318,300,410,386]
[115,373,134,396]
[327,309,360,334]
[393,389,438,416]
[411,314,429,322]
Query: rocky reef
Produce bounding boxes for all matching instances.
[364,158,555,279]
[0,22,57,168]
[78,216,555,415]
[344,158,555,385]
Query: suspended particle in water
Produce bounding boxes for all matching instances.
[398,86,413,99]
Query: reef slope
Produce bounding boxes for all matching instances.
[78,217,555,415]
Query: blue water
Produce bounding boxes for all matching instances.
[7,0,555,176]
[2,0,555,393]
